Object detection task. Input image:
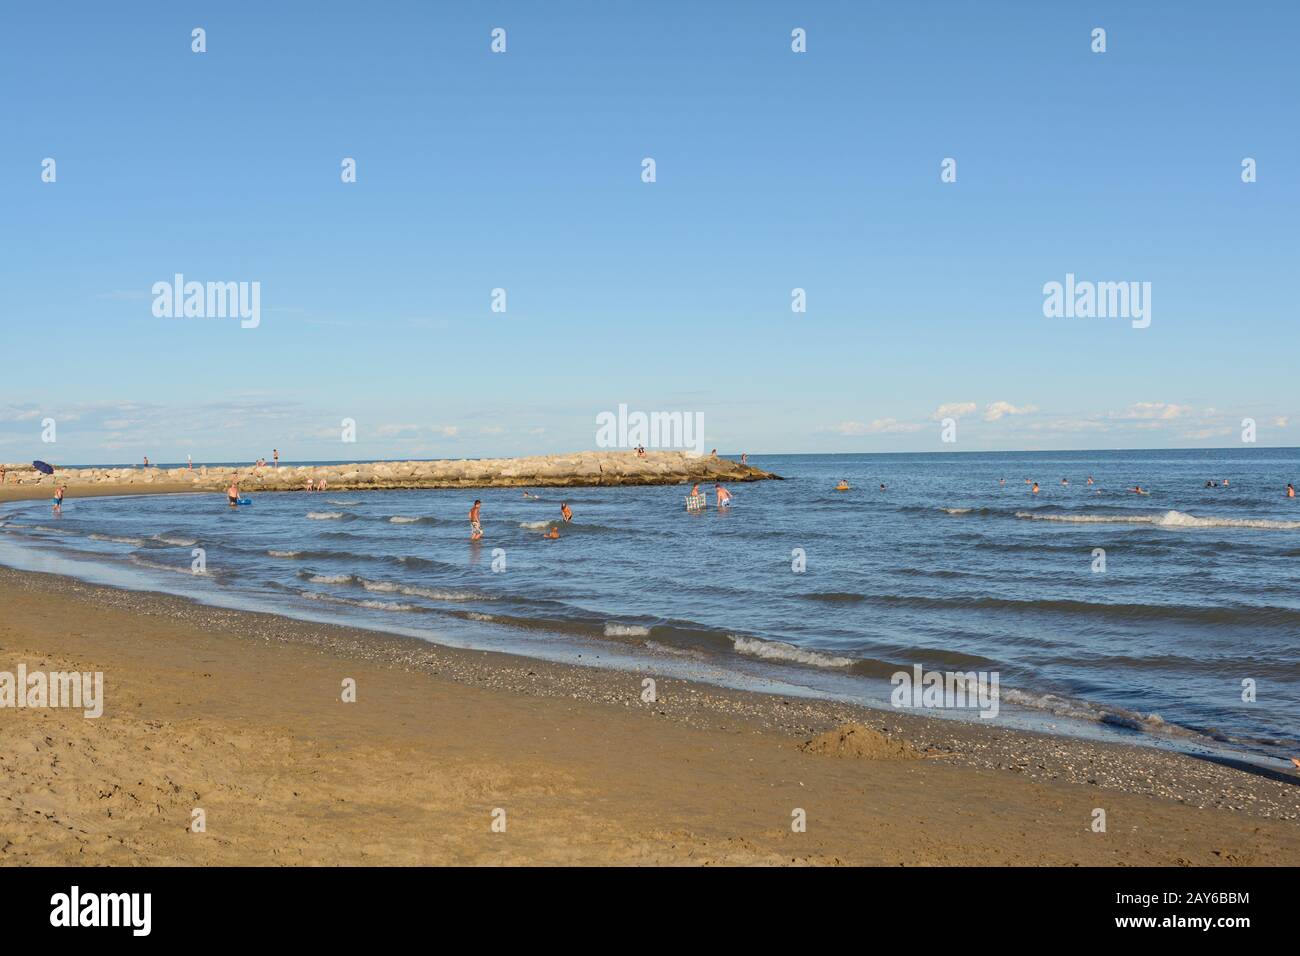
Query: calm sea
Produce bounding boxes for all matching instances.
[3,448,1297,763]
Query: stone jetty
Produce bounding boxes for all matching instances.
[1,451,780,493]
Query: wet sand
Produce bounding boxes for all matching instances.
[1,566,1296,866]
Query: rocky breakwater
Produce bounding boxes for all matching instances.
[1,452,780,493]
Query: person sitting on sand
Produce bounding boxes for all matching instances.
[835,479,850,491]
[469,499,483,540]
[53,485,65,512]
[714,484,732,507]
[561,503,573,522]
[227,478,240,507]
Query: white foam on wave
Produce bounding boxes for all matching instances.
[1015,509,1300,530]
[388,516,421,524]
[326,499,361,505]
[308,573,353,584]
[604,623,651,638]
[466,612,496,622]
[357,578,483,601]
[732,636,854,668]
[153,534,197,547]
[268,550,301,558]
[306,511,344,520]
[519,520,552,530]
[941,507,972,515]
[90,533,147,546]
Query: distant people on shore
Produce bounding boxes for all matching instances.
[469,499,483,540]
[635,444,646,458]
[0,465,6,484]
[740,453,748,464]
[187,454,193,471]
[274,449,279,468]
[305,478,314,492]
[143,456,149,468]
[318,476,327,491]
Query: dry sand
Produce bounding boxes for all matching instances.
[1,567,1297,866]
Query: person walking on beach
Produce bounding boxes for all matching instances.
[469,499,483,540]
[53,485,65,513]
[227,477,240,507]
[560,502,573,523]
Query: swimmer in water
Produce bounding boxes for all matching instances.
[561,502,572,522]
[1061,478,1068,486]
[53,485,65,512]
[1222,479,1229,487]
[835,479,850,491]
[1031,482,1039,494]
[879,483,886,491]
[1086,476,1094,485]
[1131,485,1147,495]
[227,478,240,507]
[544,526,560,539]
[468,499,483,540]
[1288,483,1295,498]
[714,484,732,507]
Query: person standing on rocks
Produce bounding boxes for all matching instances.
[469,499,483,540]
[273,449,279,469]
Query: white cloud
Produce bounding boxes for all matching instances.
[931,402,977,420]
[1112,402,1193,421]
[983,401,1038,422]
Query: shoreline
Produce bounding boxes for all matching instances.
[2,487,1296,773]
[1,563,1297,865]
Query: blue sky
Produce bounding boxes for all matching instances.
[2,1,1297,464]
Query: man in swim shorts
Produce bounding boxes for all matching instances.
[227,478,240,507]
[714,484,732,507]
[469,499,483,539]
[53,486,65,512]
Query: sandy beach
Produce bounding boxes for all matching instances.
[2,563,1296,866]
